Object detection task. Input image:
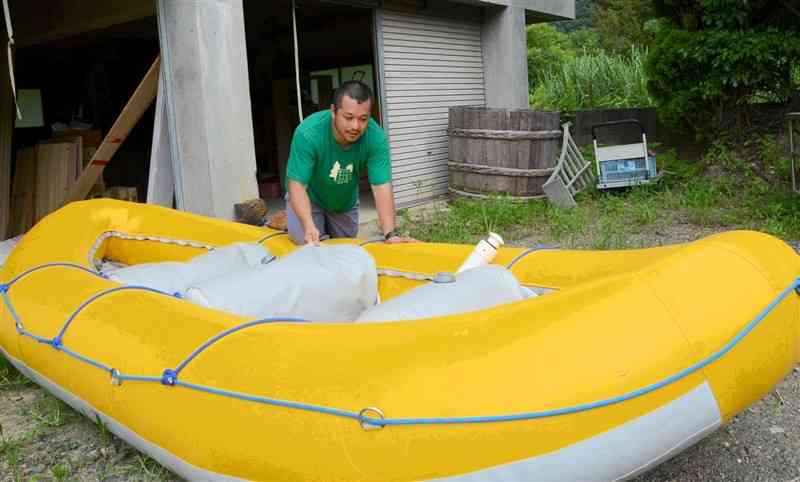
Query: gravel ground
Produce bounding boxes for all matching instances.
[0,233,798,481]
[633,367,800,482]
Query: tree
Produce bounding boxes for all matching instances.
[646,0,800,139]
[552,0,599,32]
[526,24,602,93]
[592,0,657,55]
[526,24,575,90]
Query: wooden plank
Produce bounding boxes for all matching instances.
[449,128,562,141]
[66,56,160,203]
[51,129,102,148]
[8,148,36,236]
[44,136,83,184]
[35,142,77,221]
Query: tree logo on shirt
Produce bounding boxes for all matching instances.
[329,161,354,185]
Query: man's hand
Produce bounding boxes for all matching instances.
[304,224,321,246]
[289,180,321,246]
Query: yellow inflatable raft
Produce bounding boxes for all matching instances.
[1,199,798,481]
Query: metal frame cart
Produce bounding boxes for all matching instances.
[593,119,661,190]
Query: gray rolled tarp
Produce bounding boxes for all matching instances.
[357,265,530,323]
[185,245,378,322]
[107,242,271,295]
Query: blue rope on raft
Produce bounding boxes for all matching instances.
[1,262,799,428]
[506,244,555,269]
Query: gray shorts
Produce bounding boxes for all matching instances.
[285,196,359,244]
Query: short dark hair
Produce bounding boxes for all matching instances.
[333,80,373,108]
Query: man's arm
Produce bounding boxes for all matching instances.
[366,125,416,243]
[371,182,396,237]
[286,127,320,245]
[288,181,320,246]
[371,183,417,244]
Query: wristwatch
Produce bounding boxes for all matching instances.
[383,229,397,241]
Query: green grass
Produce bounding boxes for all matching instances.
[0,355,33,391]
[51,462,71,481]
[1,427,23,481]
[122,454,174,481]
[398,196,549,244]
[25,394,77,431]
[400,148,800,248]
[95,414,111,447]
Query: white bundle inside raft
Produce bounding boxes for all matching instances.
[107,242,272,295]
[185,245,378,322]
[107,242,536,322]
[357,265,530,323]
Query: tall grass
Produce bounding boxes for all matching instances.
[530,47,653,110]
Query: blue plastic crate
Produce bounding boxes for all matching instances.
[598,156,657,184]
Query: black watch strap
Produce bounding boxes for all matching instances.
[383,229,397,240]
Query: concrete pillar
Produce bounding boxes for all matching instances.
[481,6,529,109]
[156,0,258,220]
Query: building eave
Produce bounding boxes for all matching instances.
[451,0,575,22]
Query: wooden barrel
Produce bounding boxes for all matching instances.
[448,107,561,199]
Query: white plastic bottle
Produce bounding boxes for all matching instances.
[456,232,504,274]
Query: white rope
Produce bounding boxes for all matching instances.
[291,0,304,122]
[291,0,303,121]
[88,231,217,269]
[2,0,20,119]
[376,268,436,282]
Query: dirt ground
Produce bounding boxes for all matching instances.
[1,228,798,481]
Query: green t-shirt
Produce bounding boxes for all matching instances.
[285,110,391,213]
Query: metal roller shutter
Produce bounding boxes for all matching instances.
[376,3,486,207]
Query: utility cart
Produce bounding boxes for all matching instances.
[592,119,661,189]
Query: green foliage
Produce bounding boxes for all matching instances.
[593,0,658,55]
[553,0,599,32]
[653,0,799,30]
[526,24,575,90]
[531,47,654,110]
[646,1,800,137]
[526,24,601,91]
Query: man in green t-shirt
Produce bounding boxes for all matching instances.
[285,81,412,245]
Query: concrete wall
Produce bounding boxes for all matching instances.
[458,0,574,21]
[157,0,259,220]
[481,6,529,109]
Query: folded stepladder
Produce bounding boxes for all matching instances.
[543,122,595,208]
